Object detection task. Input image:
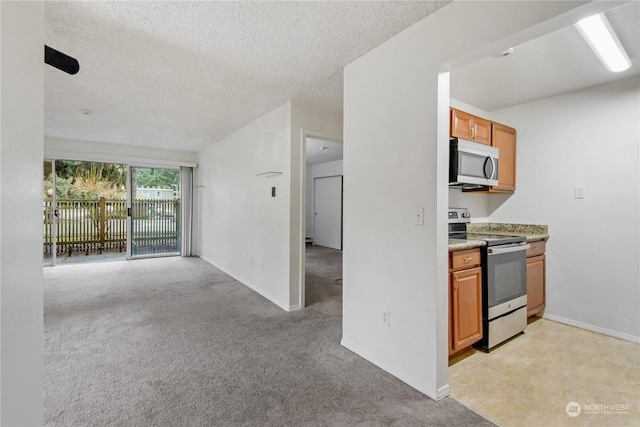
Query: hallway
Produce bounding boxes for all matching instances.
[305,244,343,308]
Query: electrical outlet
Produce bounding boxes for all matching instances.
[382,310,391,328]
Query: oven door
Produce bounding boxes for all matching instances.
[486,243,529,320]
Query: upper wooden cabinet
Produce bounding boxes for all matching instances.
[450,108,492,145]
[490,123,517,192]
[450,107,517,193]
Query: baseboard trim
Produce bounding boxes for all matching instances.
[198,256,291,312]
[436,384,451,400]
[340,337,446,401]
[542,313,640,344]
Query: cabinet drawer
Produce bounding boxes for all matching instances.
[527,240,546,257]
[450,248,481,270]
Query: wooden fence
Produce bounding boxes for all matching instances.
[43,198,179,257]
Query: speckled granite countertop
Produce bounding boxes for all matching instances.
[449,223,549,251]
[468,223,549,242]
[448,238,485,252]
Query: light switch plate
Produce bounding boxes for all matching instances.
[416,208,424,225]
[574,187,584,199]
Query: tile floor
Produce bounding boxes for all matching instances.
[449,317,640,427]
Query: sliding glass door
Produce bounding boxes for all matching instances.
[43,161,189,264]
[128,167,181,258]
[43,159,128,265]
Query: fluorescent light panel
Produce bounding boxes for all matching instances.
[575,13,631,72]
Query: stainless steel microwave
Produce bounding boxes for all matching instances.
[449,137,499,189]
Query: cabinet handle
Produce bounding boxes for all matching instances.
[471,127,476,139]
[463,257,473,263]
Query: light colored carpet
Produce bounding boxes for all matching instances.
[44,247,494,426]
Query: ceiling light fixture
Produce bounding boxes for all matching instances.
[575,13,631,72]
[493,48,514,58]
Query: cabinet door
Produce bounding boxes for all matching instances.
[526,255,546,316]
[450,108,492,145]
[450,108,474,140]
[451,267,483,352]
[491,123,517,192]
[472,116,492,145]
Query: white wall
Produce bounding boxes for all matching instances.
[305,159,343,240]
[342,0,586,400]
[45,136,198,167]
[0,2,44,424]
[198,100,342,310]
[488,76,640,341]
[198,102,293,310]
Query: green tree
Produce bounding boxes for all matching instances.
[136,168,179,190]
[69,164,125,200]
[43,174,72,199]
[49,160,127,200]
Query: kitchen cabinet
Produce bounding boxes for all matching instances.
[449,248,483,355]
[489,123,517,192]
[526,240,546,317]
[450,108,517,193]
[450,108,492,145]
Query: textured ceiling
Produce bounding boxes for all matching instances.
[306,137,343,165]
[451,1,640,112]
[45,1,450,152]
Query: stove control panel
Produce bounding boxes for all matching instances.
[448,208,470,223]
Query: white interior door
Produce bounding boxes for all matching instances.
[313,175,342,250]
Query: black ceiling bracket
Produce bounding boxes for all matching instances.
[44,45,79,75]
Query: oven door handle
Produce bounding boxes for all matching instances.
[488,243,530,255]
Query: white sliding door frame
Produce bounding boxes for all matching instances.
[43,159,57,266]
[126,165,184,260]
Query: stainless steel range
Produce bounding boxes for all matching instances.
[449,208,529,351]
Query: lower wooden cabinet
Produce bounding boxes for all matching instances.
[449,248,483,355]
[526,240,546,317]
[450,267,483,354]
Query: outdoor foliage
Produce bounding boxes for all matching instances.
[45,161,127,200]
[70,171,124,200]
[45,161,180,201]
[136,168,179,190]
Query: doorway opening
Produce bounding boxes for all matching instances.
[303,135,343,307]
